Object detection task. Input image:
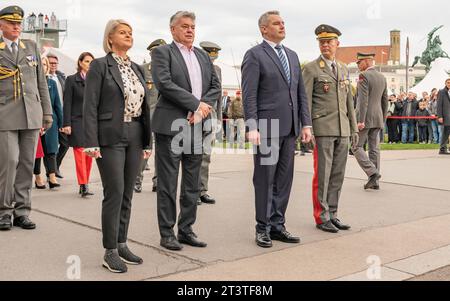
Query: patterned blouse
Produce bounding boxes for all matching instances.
[112,53,145,120]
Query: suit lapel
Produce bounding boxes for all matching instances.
[106,53,124,96]
[170,42,192,90]
[0,37,16,66]
[262,40,289,85]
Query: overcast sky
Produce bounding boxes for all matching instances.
[9,0,450,66]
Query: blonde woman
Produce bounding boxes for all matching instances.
[83,19,152,273]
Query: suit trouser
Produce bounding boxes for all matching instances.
[352,128,381,178]
[254,134,296,234]
[156,133,203,238]
[440,126,450,151]
[312,136,349,225]
[135,157,157,188]
[200,128,214,196]
[56,132,69,171]
[96,121,143,249]
[73,147,93,185]
[0,129,39,218]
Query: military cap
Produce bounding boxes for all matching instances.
[200,41,221,58]
[356,52,376,62]
[315,24,342,40]
[0,5,24,23]
[147,39,167,51]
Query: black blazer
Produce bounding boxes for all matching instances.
[437,87,450,126]
[83,53,152,148]
[241,40,312,138]
[151,42,222,136]
[63,72,86,147]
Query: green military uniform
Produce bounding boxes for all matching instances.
[302,25,357,228]
[134,38,166,193]
[198,41,222,204]
[352,53,388,189]
[0,5,52,227]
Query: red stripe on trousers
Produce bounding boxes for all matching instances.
[312,144,324,225]
[73,147,93,185]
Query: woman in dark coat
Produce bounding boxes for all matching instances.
[62,52,95,197]
[34,56,63,189]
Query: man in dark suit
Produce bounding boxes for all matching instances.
[151,11,221,251]
[437,78,450,154]
[241,10,312,248]
[47,53,68,178]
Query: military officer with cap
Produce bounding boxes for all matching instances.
[134,38,167,194]
[0,5,52,230]
[352,53,388,190]
[197,41,222,205]
[302,24,358,233]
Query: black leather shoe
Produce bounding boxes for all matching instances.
[439,150,450,155]
[373,185,380,190]
[197,199,202,206]
[55,171,64,179]
[0,215,12,231]
[331,218,351,230]
[364,173,381,190]
[316,221,339,233]
[80,184,94,197]
[134,184,142,193]
[13,216,36,230]
[270,229,300,243]
[255,232,272,248]
[152,185,157,192]
[200,194,216,204]
[178,232,207,248]
[160,236,183,251]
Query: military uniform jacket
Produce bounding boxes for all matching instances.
[0,37,52,130]
[302,56,357,137]
[355,67,388,128]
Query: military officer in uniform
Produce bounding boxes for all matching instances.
[134,38,166,194]
[0,5,53,230]
[302,24,358,233]
[352,53,388,190]
[197,41,222,205]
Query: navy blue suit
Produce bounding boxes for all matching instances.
[242,40,312,233]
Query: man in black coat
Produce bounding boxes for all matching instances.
[437,78,450,154]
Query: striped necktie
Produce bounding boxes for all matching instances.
[275,45,290,84]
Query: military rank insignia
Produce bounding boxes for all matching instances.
[26,55,38,67]
[319,60,325,69]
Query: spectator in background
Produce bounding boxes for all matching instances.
[386,94,402,143]
[228,90,245,148]
[401,92,418,143]
[416,101,430,144]
[429,88,440,144]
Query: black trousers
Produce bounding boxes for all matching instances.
[155,133,203,238]
[56,132,69,171]
[40,134,57,174]
[386,119,399,142]
[418,126,428,142]
[253,134,296,234]
[96,121,143,249]
[440,126,450,151]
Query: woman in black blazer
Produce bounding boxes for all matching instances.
[62,52,95,197]
[83,19,152,273]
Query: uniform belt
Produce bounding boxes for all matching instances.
[124,116,141,123]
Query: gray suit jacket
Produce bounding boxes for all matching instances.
[241,40,311,138]
[151,42,221,136]
[0,37,52,130]
[437,87,450,126]
[356,67,389,128]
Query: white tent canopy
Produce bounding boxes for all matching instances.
[410,58,450,94]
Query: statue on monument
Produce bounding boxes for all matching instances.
[412,25,450,72]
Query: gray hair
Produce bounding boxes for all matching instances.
[170,11,196,27]
[102,19,133,53]
[258,10,280,28]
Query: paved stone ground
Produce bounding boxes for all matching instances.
[0,148,449,281]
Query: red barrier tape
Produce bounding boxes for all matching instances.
[386,116,438,120]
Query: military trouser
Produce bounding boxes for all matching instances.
[312,136,349,225]
[351,128,381,178]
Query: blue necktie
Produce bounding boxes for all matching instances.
[275,45,290,84]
